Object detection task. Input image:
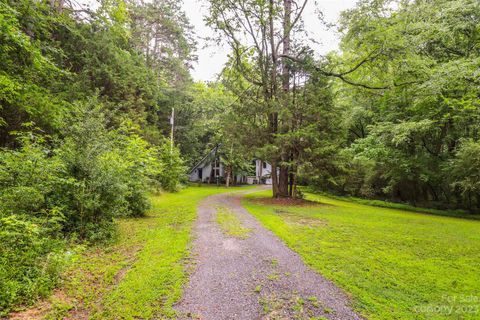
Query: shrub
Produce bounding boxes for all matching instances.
[58,100,187,232]
[0,131,65,218]
[0,132,68,315]
[0,215,66,316]
[0,186,44,215]
[155,139,187,192]
[449,140,480,210]
[111,131,158,217]
[0,102,187,314]
[57,102,129,238]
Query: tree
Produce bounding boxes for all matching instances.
[128,0,196,85]
[323,0,480,208]
[206,0,308,197]
[0,0,194,312]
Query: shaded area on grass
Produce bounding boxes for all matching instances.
[250,197,320,207]
[302,188,480,221]
[274,209,328,228]
[243,190,480,320]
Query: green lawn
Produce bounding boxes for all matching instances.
[242,191,480,320]
[25,185,250,320]
[216,206,251,239]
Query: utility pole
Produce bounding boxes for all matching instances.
[170,107,174,154]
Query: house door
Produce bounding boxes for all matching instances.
[198,168,203,180]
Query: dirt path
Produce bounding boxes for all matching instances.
[175,188,362,320]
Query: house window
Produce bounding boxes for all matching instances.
[263,162,267,169]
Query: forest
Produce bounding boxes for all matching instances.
[0,0,479,317]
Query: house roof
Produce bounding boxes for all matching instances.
[189,144,221,174]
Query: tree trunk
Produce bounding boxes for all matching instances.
[267,0,280,198]
[289,170,294,197]
[225,165,231,187]
[271,160,279,197]
[278,164,289,197]
[282,0,291,93]
[275,0,292,198]
[259,160,263,180]
[292,173,298,199]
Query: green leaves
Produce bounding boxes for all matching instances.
[0,0,196,314]
[332,0,480,208]
[449,140,480,197]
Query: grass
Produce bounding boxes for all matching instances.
[215,206,251,239]
[258,291,322,318]
[301,187,478,219]
[16,185,251,320]
[242,190,480,320]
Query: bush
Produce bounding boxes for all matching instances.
[0,101,187,315]
[0,132,67,315]
[0,215,66,316]
[58,101,172,234]
[0,131,65,216]
[449,140,480,210]
[0,186,44,215]
[155,139,187,192]
[111,131,158,217]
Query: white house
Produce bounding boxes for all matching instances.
[254,159,273,185]
[189,145,272,185]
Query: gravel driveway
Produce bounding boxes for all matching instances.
[175,188,363,320]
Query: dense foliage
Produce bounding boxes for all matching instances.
[205,0,479,210]
[0,0,191,314]
[318,0,480,210]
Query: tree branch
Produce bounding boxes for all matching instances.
[280,54,423,90]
